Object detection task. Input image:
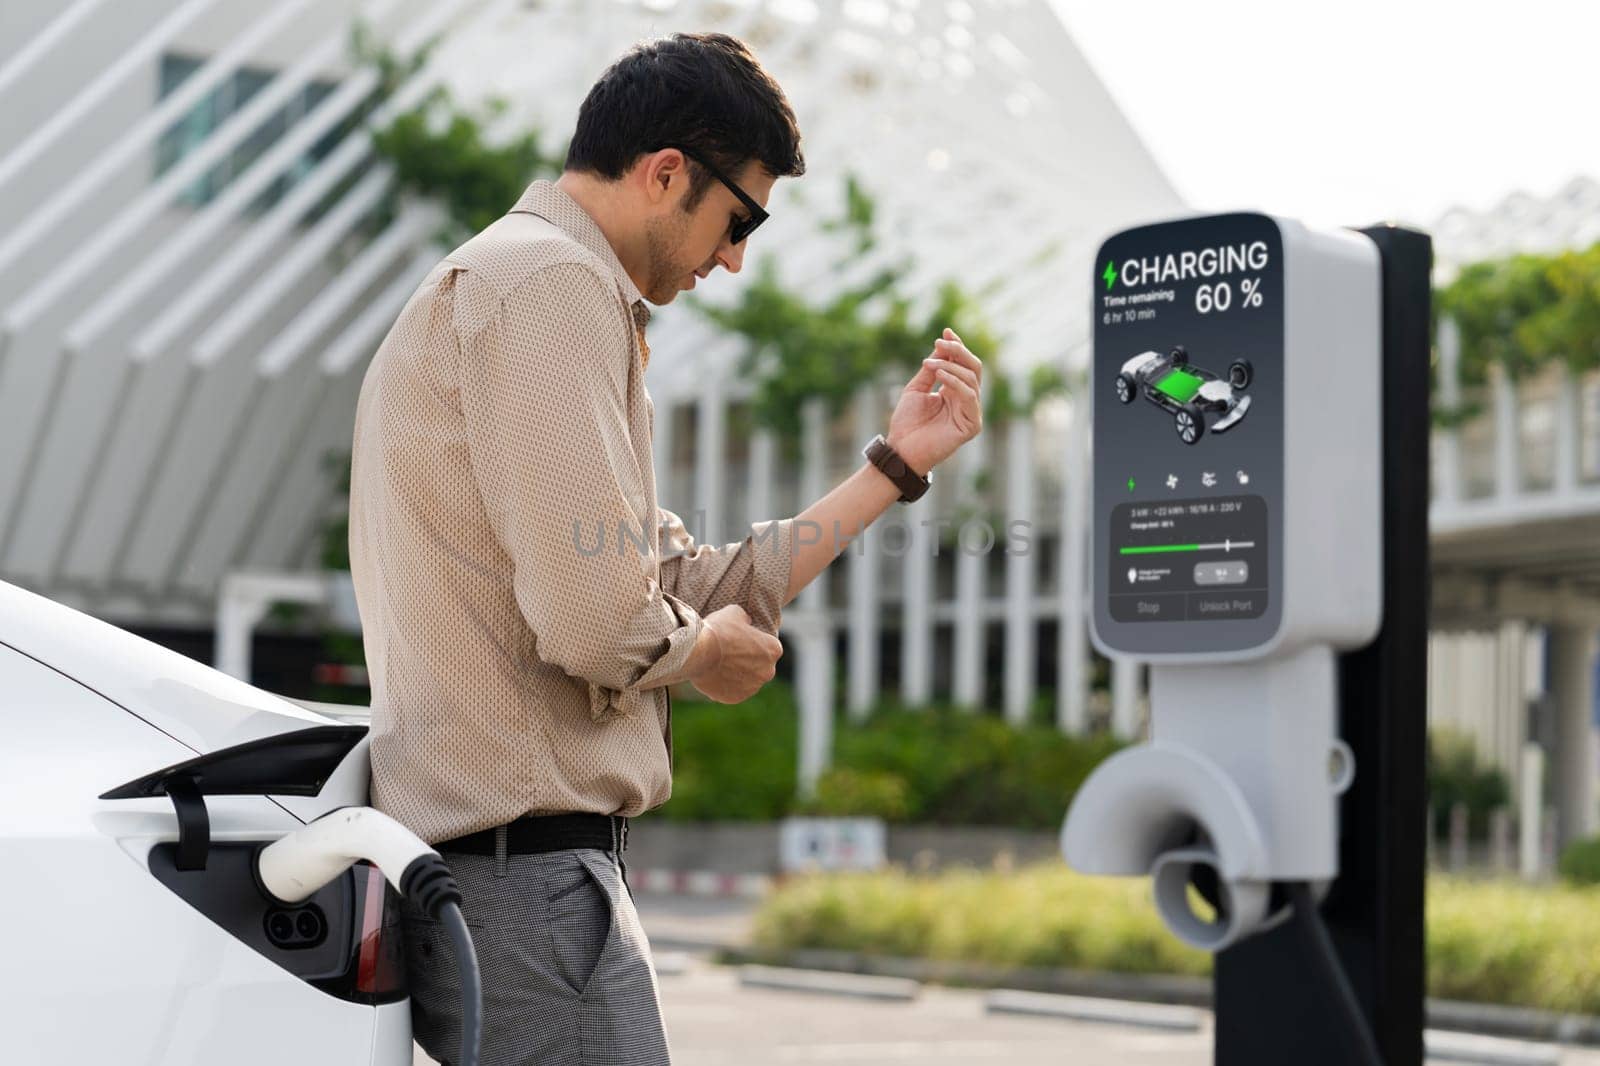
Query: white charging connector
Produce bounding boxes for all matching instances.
[258,806,432,903]
[256,807,481,1066]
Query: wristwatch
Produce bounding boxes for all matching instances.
[862,434,932,504]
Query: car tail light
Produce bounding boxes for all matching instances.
[353,861,406,1000]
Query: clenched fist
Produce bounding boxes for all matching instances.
[691,604,784,704]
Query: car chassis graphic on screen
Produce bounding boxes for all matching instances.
[1114,346,1254,445]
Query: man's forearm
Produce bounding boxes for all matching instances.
[782,458,909,605]
[771,333,983,612]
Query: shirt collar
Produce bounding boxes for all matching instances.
[510,179,652,330]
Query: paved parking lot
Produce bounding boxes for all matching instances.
[414,951,1600,1065]
[655,957,1213,1066]
[407,895,1600,1065]
[412,953,1213,1066]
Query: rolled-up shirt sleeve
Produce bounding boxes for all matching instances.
[657,508,794,637]
[456,263,702,705]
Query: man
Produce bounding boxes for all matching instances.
[348,31,984,1066]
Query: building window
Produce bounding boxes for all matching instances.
[154,53,347,212]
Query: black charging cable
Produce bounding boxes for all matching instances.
[1289,882,1384,1066]
[403,856,482,1066]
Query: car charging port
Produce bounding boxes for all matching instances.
[264,903,328,949]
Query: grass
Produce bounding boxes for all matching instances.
[753,864,1210,981]
[752,863,1600,1014]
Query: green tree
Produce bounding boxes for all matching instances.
[1427,727,1511,841]
[370,91,563,246]
[1435,240,1600,386]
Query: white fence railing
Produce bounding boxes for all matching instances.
[1432,315,1600,529]
[649,380,1119,791]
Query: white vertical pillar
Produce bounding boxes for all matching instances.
[796,398,833,795]
[1549,624,1599,847]
[1492,364,1519,502]
[1491,622,1518,779]
[215,595,268,682]
[1499,621,1531,789]
[952,433,987,709]
[1003,376,1036,726]
[799,398,828,612]
[695,385,725,543]
[653,396,675,506]
[901,490,935,707]
[848,384,881,720]
[1057,394,1090,733]
[747,426,774,529]
[1519,742,1544,881]
[796,613,833,798]
[1555,362,1580,497]
[1514,627,1548,801]
[215,572,328,681]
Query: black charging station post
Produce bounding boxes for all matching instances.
[1213,225,1432,1066]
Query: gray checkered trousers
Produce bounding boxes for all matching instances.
[402,825,671,1065]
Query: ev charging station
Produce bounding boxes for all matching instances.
[1062,214,1432,1065]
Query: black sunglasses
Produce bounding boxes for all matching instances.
[658,144,768,244]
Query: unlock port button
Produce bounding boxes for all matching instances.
[1193,560,1249,586]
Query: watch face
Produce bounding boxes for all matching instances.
[1091,213,1284,655]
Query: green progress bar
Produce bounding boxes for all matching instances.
[1120,544,1201,555]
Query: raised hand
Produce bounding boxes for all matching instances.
[886,327,983,475]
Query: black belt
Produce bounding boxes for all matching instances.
[435,813,629,857]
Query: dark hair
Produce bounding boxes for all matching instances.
[564,32,805,209]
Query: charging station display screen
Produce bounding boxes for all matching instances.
[1092,214,1284,654]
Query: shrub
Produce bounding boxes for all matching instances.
[752,865,1209,978]
[754,865,1600,1014]
[1559,835,1600,885]
[795,768,913,821]
[1425,876,1600,1012]
[653,684,797,822]
[831,702,1124,829]
[650,685,1124,827]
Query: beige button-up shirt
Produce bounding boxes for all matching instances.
[349,179,794,845]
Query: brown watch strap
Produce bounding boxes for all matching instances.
[863,434,931,503]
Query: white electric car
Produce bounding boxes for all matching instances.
[0,577,415,1064]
